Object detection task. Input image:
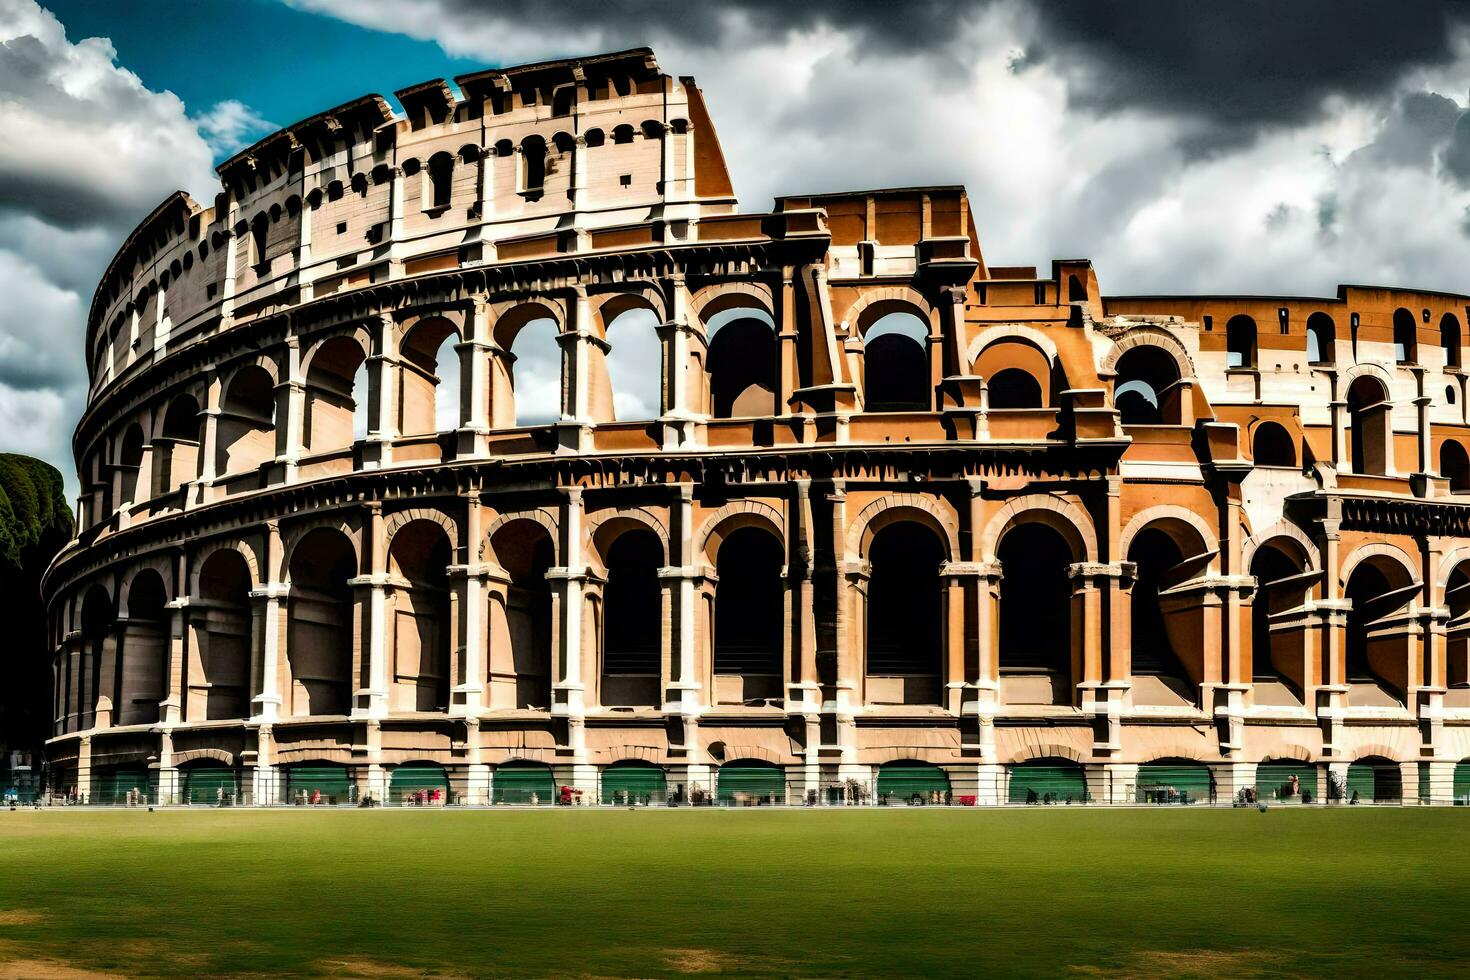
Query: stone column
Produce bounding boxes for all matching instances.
[1317,504,1348,758]
[362,313,398,469]
[546,488,590,779]
[248,583,288,723]
[555,289,595,453]
[457,297,494,457]
[350,503,389,718]
[451,494,487,715]
[161,595,188,726]
[277,336,305,482]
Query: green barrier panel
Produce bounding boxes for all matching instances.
[1455,761,1470,805]
[1008,763,1088,804]
[493,763,556,805]
[1346,761,1402,803]
[1137,763,1213,804]
[876,762,950,804]
[1419,763,1432,804]
[1254,760,1319,803]
[183,767,238,805]
[285,765,353,805]
[390,764,450,804]
[93,767,150,805]
[600,764,667,805]
[716,762,786,804]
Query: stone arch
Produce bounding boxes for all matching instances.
[398,307,471,348]
[282,517,363,579]
[846,493,960,560]
[1339,542,1420,590]
[1257,742,1315,763]
[118,557,175,609]
[1098,326,1195,381]
[299,324,373,377]
[479,509,561,564]
[1341,361,1396,395]
[599,744,665,764]
[716,744,786,765]
[697,501,787,564]
[594,289,667,337]
[1119,505,1219,566]
[1436,546,1470,589]
[840,288,934,336]
[173,748,236,766]
[383,507,460,555]
[586,508,671,569]
[981,493,1098,563]
[1242,520,1321,573]
[489,298,566,349]
[1138,745,1209,764]
[221,352,282,388]
[691,281,776,329]
[489,749,557,764]
[190,541,263,595]
[965,324,1060,369]
[1002,743,1086,765]
[1351,743,1409,764]
[869,747,958,764]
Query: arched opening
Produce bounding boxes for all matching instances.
[988,368,1043,409]
[78,585,112,730]
[286,528,356,717]
[1442,313,1462,369]
[707,311,776,418]
[1127,527,1201,707]
[92,765,151,806]
[117,570,168,726]
[195,549,252,721]
[866,522,945,706]
[487,520,555,711]
[1346,756,1402,804]
[217,365,275,476]
[155,394,201,493]
[601,528,663,708]
[1008,758,1088,804]
[116,424,145,506]
[1136,759,1213,805]
[387,521,453,713]
[304,337,367,453]
[1393,308,1417,364]
[716,760,785,805]
[875,761,950,805]
[1306,312,1335,365]
[250,214,268,266]
[1068,274,1086,302]
[602,306,662,422]
[997,522,1074,706]
[520,136,546,193]
[390,763,449,805]
[1442,441,1470,492]
[1226,315,1257,369]
[1254,759,1318,804]
[426,152,454,210]
[862,312,929,411]
[399,319,461,437]
[1447,564,1470,707]
[507,316,562,427]
[713,527,785,705]
[1113,345,1183,425]
[1346,376,1391,475]
[600,761,667,805]
[1252,421,1297,467]
[493,760,555,805]
[1344,556,1417,707]
[1248,540,1313,707]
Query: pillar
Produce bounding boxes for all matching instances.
[362,314,398,469]
[555,289,595,453]
[277,335,305,482]
[457,298,494,457]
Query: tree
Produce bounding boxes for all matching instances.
[0,455,73,758]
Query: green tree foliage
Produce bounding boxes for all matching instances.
[0,454,73,756]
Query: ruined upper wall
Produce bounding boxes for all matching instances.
[84,48,737,394]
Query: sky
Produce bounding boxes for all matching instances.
[7,0,1470,501]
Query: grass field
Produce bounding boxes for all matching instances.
[0,808,1467,978]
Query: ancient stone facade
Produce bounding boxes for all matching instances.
[41,49,1470,805]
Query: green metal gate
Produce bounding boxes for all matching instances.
[390,764,450,805]
[600,763,667,805]
[716,761,786,804]
[183,766,238,805]
[284,765,353,805]
[1008,760,1088,804]
[876,761,950,804]
[1346,759,1402,803]
[493,762,556,805]
[1254,760,1318,803]
[1455,761,1470,805]
[92,766,151,805]
[1137,761,1213,804]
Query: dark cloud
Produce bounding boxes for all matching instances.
[1444,109,1470,185]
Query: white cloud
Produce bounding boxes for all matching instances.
[193,99,276,157]
[0,0,269,501]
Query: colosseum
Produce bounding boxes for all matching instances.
[41,48,1470,807]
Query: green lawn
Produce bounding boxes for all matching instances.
[0,808,1467,978]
